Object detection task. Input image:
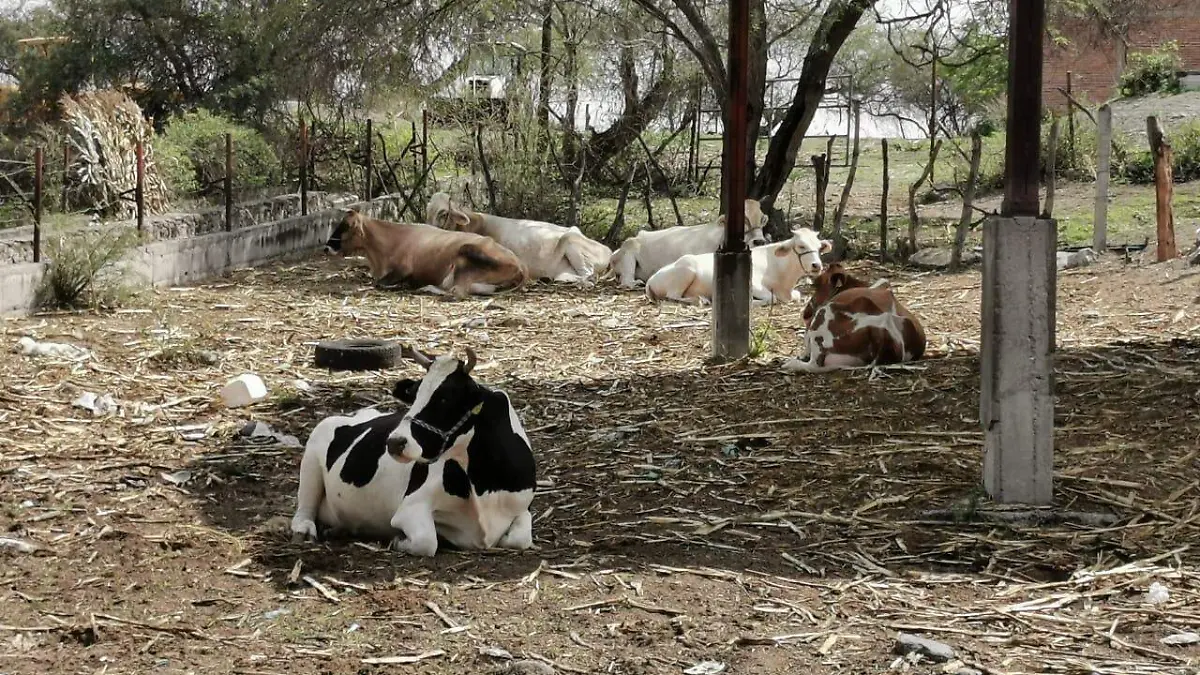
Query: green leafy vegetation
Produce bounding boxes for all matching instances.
[1118,42,1182,98]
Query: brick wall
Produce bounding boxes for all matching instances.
[1044,5,1200,108]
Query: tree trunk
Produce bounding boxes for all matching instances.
[562,21,580,162]
[880,138,889,263]
[1041,117,1059,220]
[751,0,877,209]
[581,45,678,174]
[536,0,554,149]
[951,132,983,271]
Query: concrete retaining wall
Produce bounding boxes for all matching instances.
[1,195,406,317]
[0,191,358,266]
[0,262,47,317]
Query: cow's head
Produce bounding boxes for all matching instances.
[386,346,484,463]
[716,198,769,247]
[426,192,454,228]
[775,226,831,276]
[802,263,870,322]
[326,210,369,256]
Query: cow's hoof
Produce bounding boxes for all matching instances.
[290,519,318,542]
[391,535,437,557]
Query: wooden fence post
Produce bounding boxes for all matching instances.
[365,118,373,202]
[1094,104,1111,252]
[33,146,42,263]
[299,119,309,216]
[135,141,145,234]
[1066,71,1075,165]
[421,110,429,177]
[61,142,70,213]
[1147,116,1176,261]
[225,133,234,232]
[1041,117,1059,219]
[880,138,889,262]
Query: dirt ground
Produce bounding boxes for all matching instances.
[2,253,1200,675]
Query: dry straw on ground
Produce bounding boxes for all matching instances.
[1,254,1198,674]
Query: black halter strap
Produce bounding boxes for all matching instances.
[406,401,484,457]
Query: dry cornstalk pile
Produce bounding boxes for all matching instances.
[60,89,171,218]
[0,254,1198,673]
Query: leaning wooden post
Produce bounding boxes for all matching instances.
[135,141,145,234]
[1147,116,1176,262]
[365,118,373,202]
[299,119,309,216]
[880,138,889,262]
[33,146,42,263]
[1094,104,1112,253]
[224,133,234,232]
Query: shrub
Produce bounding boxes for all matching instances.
[37,226,143,310]
[157,109,282,198]
[1118,42,1182,98]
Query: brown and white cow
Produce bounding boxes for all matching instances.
[781,263,926,373]
[427,192,612,284]
[325,210,527,298]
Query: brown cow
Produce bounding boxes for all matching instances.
[325,210,527,298]
[782,263,926,373]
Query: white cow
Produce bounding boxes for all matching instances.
[427,192,612,284]
[645,226,831,306]
[609,198,769,288]
[291,347,536,557]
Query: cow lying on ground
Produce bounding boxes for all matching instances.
[781,264,926,373]
[644,226,831,305]
[291,346,536,557]
[325,209,526,298]
[427,192,612,284]
[609,198,769,288]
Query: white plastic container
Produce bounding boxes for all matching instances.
[220,374,268,408]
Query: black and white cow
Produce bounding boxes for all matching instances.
[290,347,536,556]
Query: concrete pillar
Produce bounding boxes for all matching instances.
[711,250,751,362]
[980,216,1056,505]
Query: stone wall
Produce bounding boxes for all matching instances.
[0,191,358,266]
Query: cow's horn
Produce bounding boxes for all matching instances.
[402,344,434,369]
[463,347,477,374]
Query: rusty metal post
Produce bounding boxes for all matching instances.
[135,141,145,234]
[60,142,70,212]
[225,132,234,232]
[299,119,309,216]
[1001,0,1046,218]
[711,0,752,362]
[365,118,373,202]
[33,146,42,263]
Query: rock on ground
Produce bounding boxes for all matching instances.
[894,632,956,663]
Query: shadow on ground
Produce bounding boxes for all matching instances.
[187,338,1200,589]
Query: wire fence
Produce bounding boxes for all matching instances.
[0,115,440,265]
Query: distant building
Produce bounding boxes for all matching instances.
[1043,2,1200,106]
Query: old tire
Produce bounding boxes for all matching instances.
[313,339,402,371]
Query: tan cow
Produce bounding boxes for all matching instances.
[782,263,926,373]
[325,210,527,298]
[427,192,612,283]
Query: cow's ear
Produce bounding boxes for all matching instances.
[392,378,420,404]
[830,271,846,289]
[774,245,790,258]
[450,209,471,229]
[819,239,833,254]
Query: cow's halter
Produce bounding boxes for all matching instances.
[794,246,817,263]
[407,401,485,455]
